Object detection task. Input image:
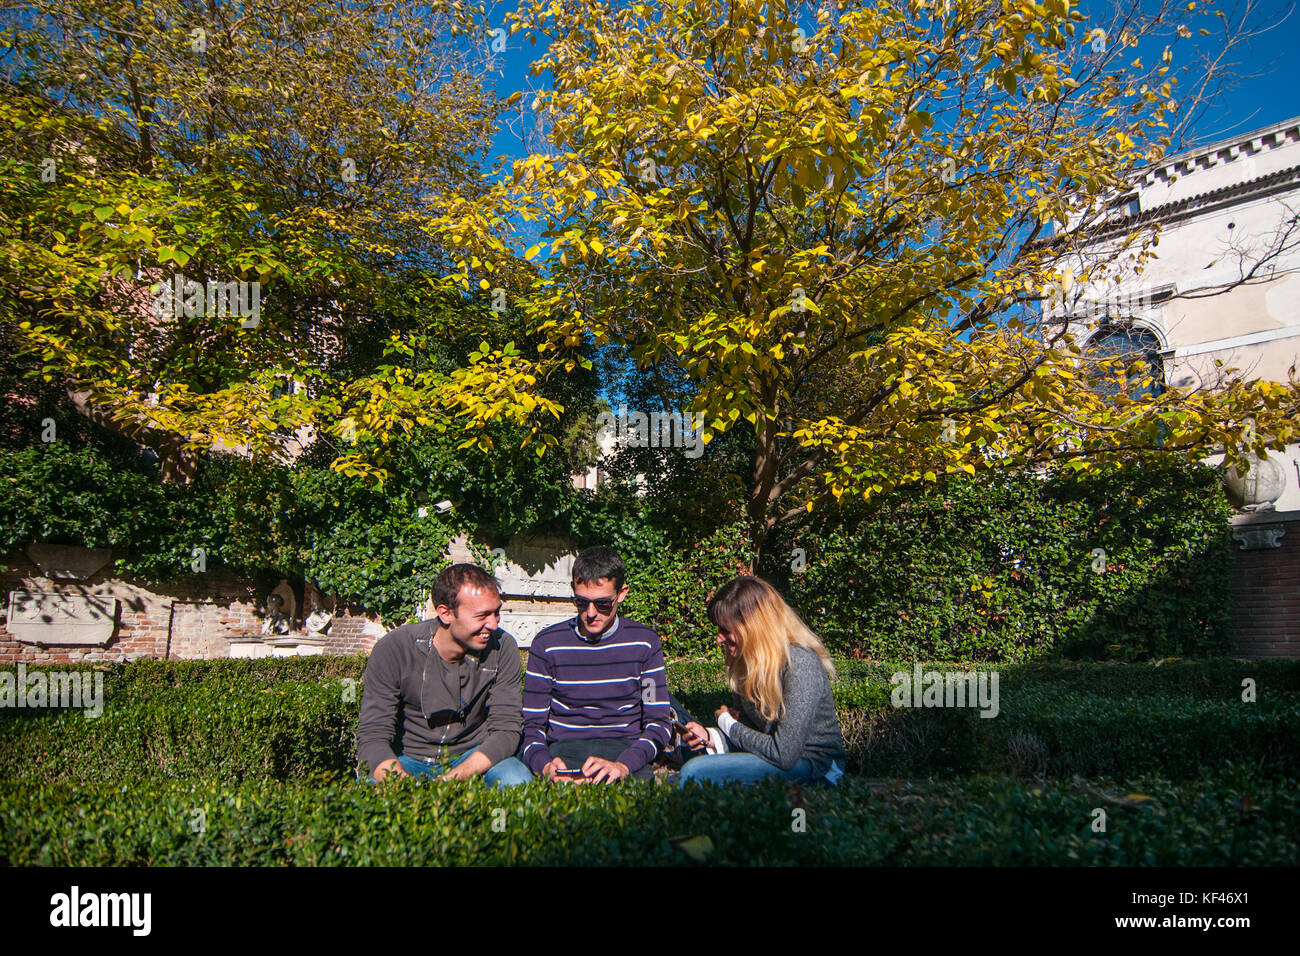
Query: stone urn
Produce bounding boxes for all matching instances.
[1223,453,1287,512]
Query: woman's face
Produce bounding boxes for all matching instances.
[716,629,739,659]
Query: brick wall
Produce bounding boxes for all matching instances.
[1230,511,1300,658]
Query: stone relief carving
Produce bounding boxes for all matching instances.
[7,590,118,645]
[1231,525,1286,550]
[24,544,112,580]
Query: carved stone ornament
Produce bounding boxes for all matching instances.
[261,579,297,635]
[1224,454,1287,512]
[1231,525,1286,551]
[7,590,118,645]
[303,585,335,635]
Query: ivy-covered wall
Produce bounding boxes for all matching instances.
[1,444,1238,662]
[762,463,1236,663]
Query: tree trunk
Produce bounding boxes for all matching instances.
[65,385,200,485]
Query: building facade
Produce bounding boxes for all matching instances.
[1042,115,1300,510]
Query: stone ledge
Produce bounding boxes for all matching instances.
[1230,509,1300,526]
[1230,509,1296,551]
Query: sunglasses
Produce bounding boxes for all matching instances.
[573,596,616,614]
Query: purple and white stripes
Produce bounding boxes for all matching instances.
[520,617,672,775]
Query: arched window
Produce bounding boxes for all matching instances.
[1084,325,1165,400]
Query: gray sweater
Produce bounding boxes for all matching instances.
[725,645,846,774]
[356,620,522,774]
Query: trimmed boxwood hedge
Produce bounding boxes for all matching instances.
[1,773,1295,866]
[9,654,1292,698]
[4,659,1297,784]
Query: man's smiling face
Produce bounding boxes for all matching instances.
[573,577,628,639]
[442,585,502,653]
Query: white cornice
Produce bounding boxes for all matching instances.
[1137,117,1300,188]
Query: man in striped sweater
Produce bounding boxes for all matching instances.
[520,547,672,783]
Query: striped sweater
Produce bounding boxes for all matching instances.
[520,615,672,775]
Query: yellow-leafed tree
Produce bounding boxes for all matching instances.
[431,0,1300,555]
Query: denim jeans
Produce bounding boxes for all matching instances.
[366,747,532,789]
[676,752,844,787]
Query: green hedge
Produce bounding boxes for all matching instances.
[0,682,356,785]
[5,659,1297,784]
[16,654,1284,698]
[1,773,1294,866]
[28,654,372,691]
[768,462,1234,662]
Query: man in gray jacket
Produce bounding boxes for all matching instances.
[357,563,531,788]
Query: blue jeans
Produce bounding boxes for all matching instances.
[367,748,532,789]
[676,753,843,787]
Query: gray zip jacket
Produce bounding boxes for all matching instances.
[357,619,523,774]
[724,644,846,774]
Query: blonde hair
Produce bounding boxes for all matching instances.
[706,576,835,724]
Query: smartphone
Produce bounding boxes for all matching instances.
[554,768,586,777]
[672,721,690,734]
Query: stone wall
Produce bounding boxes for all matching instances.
[0,548,385,665]
[0,533,580,664]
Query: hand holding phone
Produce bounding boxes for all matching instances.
[680,721,710,751]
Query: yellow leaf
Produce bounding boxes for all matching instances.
[671,835,714,862]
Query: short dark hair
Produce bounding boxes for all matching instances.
[433,563,501,613]
[572,546,625,590]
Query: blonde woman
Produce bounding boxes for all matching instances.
[677,576,846,786]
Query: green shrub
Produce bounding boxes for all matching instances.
[844,687,1300,780]
[3,658,1296,785]
[0,681,357,785]
[1,772,1294,866]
